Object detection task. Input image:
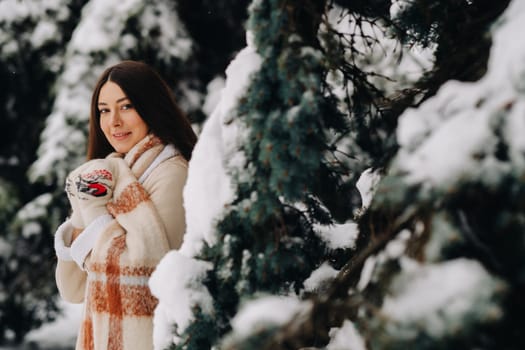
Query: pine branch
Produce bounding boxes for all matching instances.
[252,207,418,350]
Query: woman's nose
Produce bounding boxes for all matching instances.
[110,110,122,126]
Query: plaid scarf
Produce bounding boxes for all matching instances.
[77,135,174,350]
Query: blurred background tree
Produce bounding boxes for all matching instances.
[0,0,249,344]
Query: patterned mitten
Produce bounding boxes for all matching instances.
[65,164,88,229]
[74,159,115,224]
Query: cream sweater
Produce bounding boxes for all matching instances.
[54,137,187,350]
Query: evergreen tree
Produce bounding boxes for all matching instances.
[0,0,249,344]
[176,0,350,345]
[221,0,522,349]
[150,0,525,349]
[0,0,87,343]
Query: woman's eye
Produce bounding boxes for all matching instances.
[99,108,109,114]
[121,103,134,111]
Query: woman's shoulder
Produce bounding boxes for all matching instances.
[160,154,188,170]
[142,155,188,196]
[146,154,188,182]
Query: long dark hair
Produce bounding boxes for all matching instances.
[87,60,197,160]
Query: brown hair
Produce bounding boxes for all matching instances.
[87,60,197,160]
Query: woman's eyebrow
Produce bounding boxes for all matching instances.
[98,97,129,105]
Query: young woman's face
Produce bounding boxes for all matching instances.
[98,81,149,154]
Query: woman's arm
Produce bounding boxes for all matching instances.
[54,220,87,303]
[142,157,188,250]
[56,260,87,303]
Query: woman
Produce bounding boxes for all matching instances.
[54,60,197,350]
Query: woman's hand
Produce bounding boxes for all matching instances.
[65,159,118,234]
[74,159,116,224]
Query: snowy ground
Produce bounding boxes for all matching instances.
[0,301,81,350]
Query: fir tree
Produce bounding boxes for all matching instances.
[159,0,354,348]
[0,0,249,344]
[151,0,525,349]
[217,0,522,349]
[0,0,87,343]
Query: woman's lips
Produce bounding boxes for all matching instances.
[112,132,131,141]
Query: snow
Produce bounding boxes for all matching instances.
[229,295,309,338]
[150,32,263,349]
[31,21,58,48]
[15,193,53,238]
[389,0,411,19]
[137,1,192,61]
[314,222,359,250]
[356,168,381,209]
[149,251,214,350]
[384,229,411,259]
[15,193,52,222]
[0,0,30,20]
[327,320,367,350]
[179,32,263,257]
[323,4,435,98]
[505,100,525,170]
[357,255,376,291]
[356,229,411,291]
[0,0,66,22]
[0,0,70,57]
[303,262,339,292]
[202,77,226,117]
[70,0,143,53]
[0,301,81,349]
[24,302,82,348]
[0,237,10,256]
[392,0,525,192]
[382,258,505,338]
[395,85,501,188]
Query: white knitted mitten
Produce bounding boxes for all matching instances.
[74,159,115,224]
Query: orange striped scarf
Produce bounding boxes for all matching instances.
[77,135,173,350]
